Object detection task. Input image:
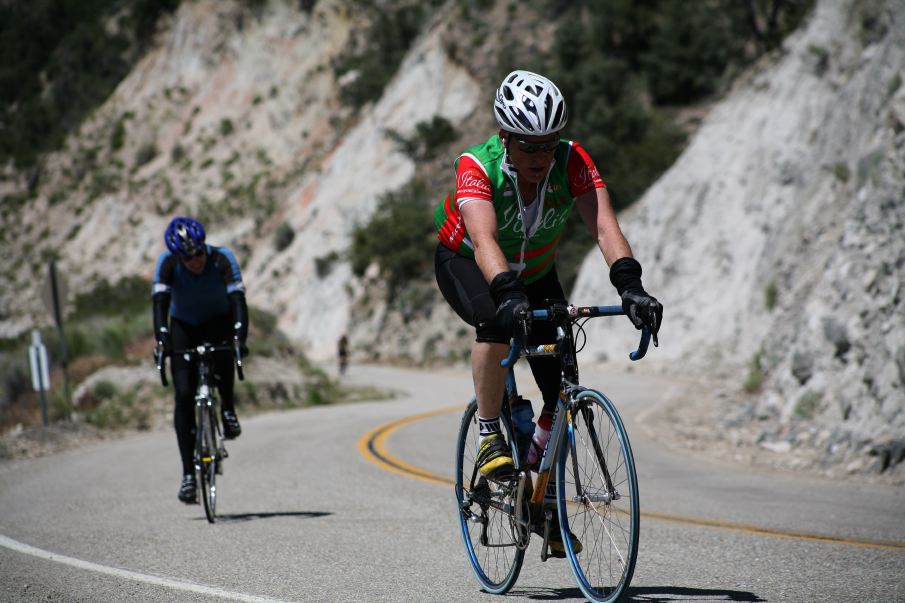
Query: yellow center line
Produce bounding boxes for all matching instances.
[358,405,460,487]
[357,405,905,552]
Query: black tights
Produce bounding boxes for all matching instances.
[170,316,236,475]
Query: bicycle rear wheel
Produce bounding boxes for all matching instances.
[197,403,219,523]
[556,389,639,603]
[455,399,525,594]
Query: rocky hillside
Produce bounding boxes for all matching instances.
[0,0,482,357]
[573,0,905,479]
[1,0,901,478]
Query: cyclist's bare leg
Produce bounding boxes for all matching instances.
[472,341,509,419]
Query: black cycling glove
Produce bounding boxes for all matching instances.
[609,257,663,346]
[489,271,530,338]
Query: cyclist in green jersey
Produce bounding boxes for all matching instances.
[435,69,663,481]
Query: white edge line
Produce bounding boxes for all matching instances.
[0,534,291,603]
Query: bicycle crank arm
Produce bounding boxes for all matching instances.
[540,507,553,562]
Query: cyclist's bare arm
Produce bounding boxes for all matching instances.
[460,199,509,283]
[575,187,634,267]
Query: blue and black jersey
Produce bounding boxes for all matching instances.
[152,244,248,474]
[152,245,245,325]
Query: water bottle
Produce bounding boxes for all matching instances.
[509,396,535,466]
[527,426,552,469]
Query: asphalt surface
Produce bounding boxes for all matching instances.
[1,364,903,602]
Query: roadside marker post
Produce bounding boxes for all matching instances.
[28,330,51,427]
[41,260,71,408]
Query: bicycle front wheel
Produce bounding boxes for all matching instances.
[556,389,639,603]
[455,399,525,594]
[197,404,219,523]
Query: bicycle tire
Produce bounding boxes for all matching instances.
[556,389,639,603]
[455,399,525,594]
[197,403,219,523]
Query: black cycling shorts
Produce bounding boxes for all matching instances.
[434,243,567,409]
[434,243,565,344]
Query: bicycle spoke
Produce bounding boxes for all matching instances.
[558,392,639,603]
[456,400,524,594]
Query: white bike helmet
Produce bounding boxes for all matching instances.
[493,70,568,136]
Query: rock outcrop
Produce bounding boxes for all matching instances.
[572,0,905,477]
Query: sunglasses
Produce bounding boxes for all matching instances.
[180,248,205,261]
[512,137,559,154]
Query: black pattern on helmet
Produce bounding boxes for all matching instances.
[493,70,568,136]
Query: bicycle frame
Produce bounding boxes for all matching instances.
[155,341,245,523]
[501,304,649,559]
[456,302,649,599]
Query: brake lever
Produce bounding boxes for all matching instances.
[233,338,245,381]
[154,343,169,387]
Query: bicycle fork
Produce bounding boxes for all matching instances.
[572,402,620,506]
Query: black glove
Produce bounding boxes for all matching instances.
[490,271,530,337]
[609,257,663,345]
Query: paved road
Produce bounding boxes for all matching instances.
[1,364,903,602]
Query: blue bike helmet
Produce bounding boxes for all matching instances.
[164,217,205,258]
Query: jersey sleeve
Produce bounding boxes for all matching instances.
[214,247,246,294]
[152,253,176,296]
[566,141,606,198]
[454,154,494,208]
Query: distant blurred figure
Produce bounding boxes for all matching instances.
[152,216,248,505]
[337,334,349,376]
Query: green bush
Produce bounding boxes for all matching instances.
[110,119,127,151]
[273,222,295,251]
[134,142,157,169]
[386,116,458,161]
[249,306,278,338]
[765,280,777,311]
[93,380,118,401]
[833,162,850,182]
[538,0,812,213]
[794,390,821,418]
[50,391,72,421]
[32,276,156,362]
[84,388,150,430]
[642,2,740,104]
[0,0,179,168]
[544,24,685,213]
[72,276,151,320]
[315,251,340,278]
[333,4,426,109]
[743,353,765,394]
[349,179,435,294]
[219,118,234,137]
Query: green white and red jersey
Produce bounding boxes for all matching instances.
[434,134,605,283]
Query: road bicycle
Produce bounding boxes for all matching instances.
[455,303,651,602]
[156,340,245,523]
